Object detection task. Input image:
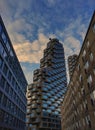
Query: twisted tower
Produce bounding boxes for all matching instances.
[27,38,67,130]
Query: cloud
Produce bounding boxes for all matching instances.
[6,17,33,44]
[64,36,81,57]
[13,33,48,63]
[0,0,94,83]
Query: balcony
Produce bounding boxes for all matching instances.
[36,100,41,104]
[31,104,38,109]
[42,95,48,100]
[27,109,31,114]
[32,88,38,92]
[33,76,38,82]
[36,83,42,88]
[27,100,31,106]
[31,112,37,118]
[30,125,37,130]
[31,95,38,100]
[34,69,39,75]
[35,117,40,123]
[28,85,32,90]
[42,87,48,92]
[39,122,48,128]
[37,92,42,95]
[40,63,45,68]
[28,92,31,97]
[42,104,48,108]
[36,108,41,113]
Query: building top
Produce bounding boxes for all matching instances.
[49,38,59,42]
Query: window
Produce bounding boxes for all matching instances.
[3,64,8,75]
[85,115,91,128]
[9,88,13,97]
[1,76,6,89]
[81,87,85,96]
[4,112,9,124]
[50,106,55,110]
[8,71,12,81]
[93,67,95,75]
[42,103,48,108]
[90,53,93,62]
[1,32,7,44]
[79,75,83,82]
[6,41,10,51]
[90,90,95,106]
[3,50,7,58]
[87,40,90,48]
[83,101,86,109]
[0,43,4,55]
[0,56,3,68]
[42,95,48,100]
[92,23,95,33]
[5,82,10,94]
[83,50,86,57]
[82,118,85,126]
[87,75,92,84]
[0,91,3,103]
[42,87,48,92]
[0,24,2,33]
[0,109,4,122]
[82,50,86,62]
[84,61,89,70]
[80,104,83,111]
[2,95,7,107]
[47,109,51,113]
[10,50,14,57]
[78,64,80,71]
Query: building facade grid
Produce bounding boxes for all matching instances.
[0,16,27,130]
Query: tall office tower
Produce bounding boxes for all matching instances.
[0,16,27,130]
[61,12,95,130]
[27,38,67,130]
[68,54,78,78]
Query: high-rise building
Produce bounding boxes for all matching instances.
[0,16,27,130]
[68,54,78,78]
[61,12,95,130]
[27,38,67,130]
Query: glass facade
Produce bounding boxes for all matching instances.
[27,38,67,130]
[0,16,27,130]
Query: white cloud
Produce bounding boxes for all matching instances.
[62,36,81,83]
[6,18,32,44]
[64,36,81,57]
[13,33,48,63]
[57,16,87,42]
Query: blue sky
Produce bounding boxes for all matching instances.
[0,0,95,83]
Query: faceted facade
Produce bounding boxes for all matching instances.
[0,16,27,130]
[27,38,67,130]
[68,54,78,78]
[61,12,95,130]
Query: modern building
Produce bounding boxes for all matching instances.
[0,16,27,130]
[27,38,67,130]
[68,54,78,78]
[61,12,95,130]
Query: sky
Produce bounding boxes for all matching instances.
[0,0,95,84]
